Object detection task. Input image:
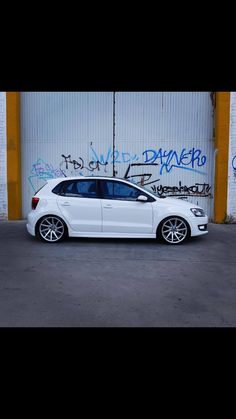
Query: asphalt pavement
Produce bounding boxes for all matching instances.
[0,221,236,327]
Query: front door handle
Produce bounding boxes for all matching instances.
[103,204,113,209]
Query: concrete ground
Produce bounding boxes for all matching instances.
[0,221,236,327]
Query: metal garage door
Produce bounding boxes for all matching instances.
[20,92,114,217]
[21,92,215,219]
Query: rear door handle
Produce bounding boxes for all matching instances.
[103,204,113,209]
[61,202,70,206]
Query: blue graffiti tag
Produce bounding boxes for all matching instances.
[232,155,236,171]
[90,146,112,165]
[143,148,207,175]
[90,146,139,165]
[28,158,64,192]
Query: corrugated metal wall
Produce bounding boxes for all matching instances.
[114,92,214,218]
[227,92,236,221]
[0,92,8,220]
[20,92,114,217]
[21,92,215,219]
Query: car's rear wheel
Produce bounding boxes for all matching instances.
[158,216,190,245]
[37,216,66,243]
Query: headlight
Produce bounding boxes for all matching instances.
[190,208,205,217]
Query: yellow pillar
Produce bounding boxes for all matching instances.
[6,92,22,220]
[214,92,230,223]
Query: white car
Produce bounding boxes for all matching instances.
[27,176,208,245]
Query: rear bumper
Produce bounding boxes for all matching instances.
[26,210,38,236]
[26,222,35,236]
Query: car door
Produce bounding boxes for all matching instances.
[100,180,153,234]
[56,179,102,232]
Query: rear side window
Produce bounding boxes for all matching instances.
[34,184,46,195]
[52,183,63,195]
[52,180,98,198]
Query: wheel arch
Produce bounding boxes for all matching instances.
[156,214,192,238]
[35,213,69,237]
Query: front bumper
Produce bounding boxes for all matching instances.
[198,224,208,232]
[189,215,208,237]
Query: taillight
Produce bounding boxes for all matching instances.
[32,197,39,209]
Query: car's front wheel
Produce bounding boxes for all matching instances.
[158,216,190,245]
[37,216,67,243]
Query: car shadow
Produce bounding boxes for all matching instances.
[64,235,207,246]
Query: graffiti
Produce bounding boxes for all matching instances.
[232,155,236,177]
[28,146,210,202]
[143,147,207,175]
[28,158,64,192]
[124,163,160,186]
[90,147,112,165]
[90,146,139,165]
[59,147,140,177]
[59,146,207,178]
[150,181,212,198]
[60,154,108,176]
[90,146,207,175]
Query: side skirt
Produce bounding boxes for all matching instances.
[69,232,156,239]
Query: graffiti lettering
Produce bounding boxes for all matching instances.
[60,154,108,176]
[60,148,139,177]
[143,147,207,175]
[124,163,159,186]
[28,158,64,192]
[232,155,236,176]
[90,147,112,165]
[90,146,139,165]
[151,181,212,197]
[28,146,210,202]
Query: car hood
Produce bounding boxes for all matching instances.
[155,196,203,210]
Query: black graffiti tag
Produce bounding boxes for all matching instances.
[124,163,160,186]
[151,182,212,197]
[60,154,108,175]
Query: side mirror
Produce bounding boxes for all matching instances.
[136,195,148,202]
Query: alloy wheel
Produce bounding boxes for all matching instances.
[39,216,65,243]
[161,217,188,244]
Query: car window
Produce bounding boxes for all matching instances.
[52,182,63,195]
[101,180,140,201]
[57,180,98,198]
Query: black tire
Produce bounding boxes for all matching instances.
[36,215,67,243]
[157,216,190,245]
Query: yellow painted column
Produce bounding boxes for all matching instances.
[214,92,230,223]
[6,92,22,220]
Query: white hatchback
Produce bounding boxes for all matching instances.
[27,176,208,245]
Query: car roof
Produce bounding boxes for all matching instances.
[47,175,132,183]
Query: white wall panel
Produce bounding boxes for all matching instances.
[0,92,8,220]
[227,92,236,221]
[114,92,214,219]
[21,92,215,219]
[21,92,113,216]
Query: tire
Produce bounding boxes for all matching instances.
[157,216,190,245]
[36,215,67,243]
